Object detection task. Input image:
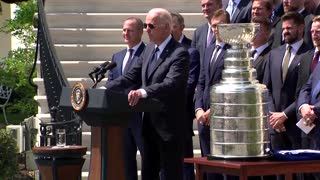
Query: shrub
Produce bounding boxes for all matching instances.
[0,0,37,116]
[0,129,19,179]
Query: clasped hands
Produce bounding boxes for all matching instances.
[196,109,211,126]
[300,104,318,126]
[269,111,287,131]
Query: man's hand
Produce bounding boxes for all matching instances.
[269,111,287,129]
[128,90,142,106]
[195,109,210,126]
[203,109,211,126]
[301,104,317,124]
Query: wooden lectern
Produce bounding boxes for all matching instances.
[60,88,163,180]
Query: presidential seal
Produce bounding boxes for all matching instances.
[71,82,87,111]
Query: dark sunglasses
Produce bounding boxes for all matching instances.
[143,23,156,29]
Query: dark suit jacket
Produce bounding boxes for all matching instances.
[181,36,192,47]
[263,42,311,137]
[105,37,190,141]
[191,23,211,65]
[253,44,272,84]
[296,50,315,96]
[297,64,320,143]
[195,44,230,111]
[272,9,314,49]
[223,0,252,23]
[315,4,320,15]
[272,2,284,28]
[108,43,145,80]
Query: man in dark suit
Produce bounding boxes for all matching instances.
[297,68,320,180]
[296,16,320,102]
[195,9,230,180]
[305,0,320,15]
[263,12,311,151]
[105,8,189,180]
[107,17,145,180]
[171,12,192,46]
[297,16,320,146]
[251,17,272,83]
[192,0,223,65]
[272,0,284,27]
[224,0,252,23]
[272,0,314,48]
[295,16,320,180]
[298,60,320,149]
[170,12,200,180]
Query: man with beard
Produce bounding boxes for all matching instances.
[251,0,273,21]
[272,0,313,48]
[263,12,311,153]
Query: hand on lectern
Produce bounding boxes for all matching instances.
[128,90,142,106]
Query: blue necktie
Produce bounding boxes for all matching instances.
[147,47,159,77]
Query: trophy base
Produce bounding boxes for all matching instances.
[207,154,272,161]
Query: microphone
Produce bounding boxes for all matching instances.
[92,62,117,88]
[96,61,117,75]
[88,61,111,82]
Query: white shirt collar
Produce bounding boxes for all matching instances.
[127,41,143,53]
[215,41,226,49]
[178,34,185,43]
[254,42,269,57]
[298,8,305,14]
[287,39,303,54]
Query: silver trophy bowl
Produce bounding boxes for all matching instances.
[209,23,270,159]
[217,23,260,48]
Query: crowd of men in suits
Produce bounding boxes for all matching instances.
[104,0,320,179]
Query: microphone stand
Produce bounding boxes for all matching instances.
[92,74,105,89]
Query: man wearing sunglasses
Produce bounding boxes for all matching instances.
[105,8,189,180]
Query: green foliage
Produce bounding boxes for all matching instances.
[0,129,19,179]
[0,0,37,116]
[1,0,37,45]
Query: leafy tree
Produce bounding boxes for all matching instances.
[0,129,19,179]
[0,0,37,116]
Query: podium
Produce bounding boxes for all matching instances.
[60,88,163,180]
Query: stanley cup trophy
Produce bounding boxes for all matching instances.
[209,23,270,159]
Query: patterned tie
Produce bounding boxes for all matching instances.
[311,51,320,73]
[231,0,237,18]
[147,47,159,77]
[207,28,213,47]
[210,45,221,77]
[282,45,292,82]
[123,48,134,73]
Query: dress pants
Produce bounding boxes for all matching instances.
[124,114,144,180]
[198,121,223,180]
[142,114,184,180]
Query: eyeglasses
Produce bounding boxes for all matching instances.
[143,23,156,29]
